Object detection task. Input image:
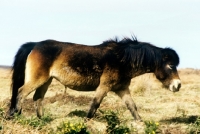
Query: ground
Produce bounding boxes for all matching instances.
[0,66,200,133]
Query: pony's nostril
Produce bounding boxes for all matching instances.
[177,83,181,90]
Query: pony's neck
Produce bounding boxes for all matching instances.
[130,66,155,78]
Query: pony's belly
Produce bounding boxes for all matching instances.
[67,84,98,91]
[65,77,100,91]
[53,73,100,91]
[51,66,101,91]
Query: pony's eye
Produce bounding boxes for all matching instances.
[167,64,174,69]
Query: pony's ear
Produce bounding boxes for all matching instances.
[162,53,170,61]
[161,49,170,61]
[161,48,180,65]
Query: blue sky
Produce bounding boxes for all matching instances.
[0,0,200,69]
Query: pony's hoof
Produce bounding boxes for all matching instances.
[5,108,22,120]
[5,112,14,120]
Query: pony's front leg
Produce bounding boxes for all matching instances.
[87,86,109,118]
[115,89,142,121]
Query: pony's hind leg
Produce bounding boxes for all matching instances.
[33,78,53,118]
[114,89,142,121]
[16,78,50,116]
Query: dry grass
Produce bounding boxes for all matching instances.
[0,67,200,133]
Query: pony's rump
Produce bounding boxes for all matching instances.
[8,42,36,115]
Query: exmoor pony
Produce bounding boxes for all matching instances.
[7,37,181,120]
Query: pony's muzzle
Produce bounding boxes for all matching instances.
[169,79,181,92]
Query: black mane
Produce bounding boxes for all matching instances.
[102,37,163,70]
[102,36,138,45]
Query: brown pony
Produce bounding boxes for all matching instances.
[7,37,181,120]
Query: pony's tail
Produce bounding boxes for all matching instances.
[7,42,36,117]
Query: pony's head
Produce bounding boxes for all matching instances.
[154,48,181,92]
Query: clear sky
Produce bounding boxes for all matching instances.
[0,0,199,69]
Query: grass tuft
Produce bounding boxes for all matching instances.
[55,121,89,134]
[13,113,53,129]
[99,110,131,134]
[144,120,160,134]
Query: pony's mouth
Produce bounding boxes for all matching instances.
[169,79,181,92]
[162,79,181,92]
